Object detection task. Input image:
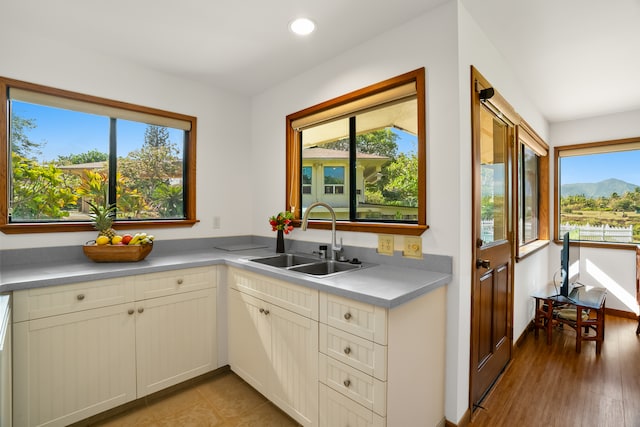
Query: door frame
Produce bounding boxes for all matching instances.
[469,66,517,412]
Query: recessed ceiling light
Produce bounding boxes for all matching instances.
[289,18,316,36]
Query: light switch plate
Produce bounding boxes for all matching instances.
[377,234,394,256]
[403,236,422,259]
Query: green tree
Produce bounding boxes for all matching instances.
[380,153,418,206]
[118,125,182,217]
[10,115,42,158]
[323,129,398,158]
[11,153,77,219]
[56,149,108,165]
[152,183,183,217]
[144,125,171,148]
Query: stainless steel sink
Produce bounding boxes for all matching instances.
[288,260,362,276]
[249,254,369,276]
[249,253,320,268]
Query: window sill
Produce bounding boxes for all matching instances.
[516,239,550,261]
[0,219,198,234]
[293,220,428,236]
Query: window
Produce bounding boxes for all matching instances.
[555,137,640,246]
[519,145,539,244]
[0,77,197,234]
[286,68,427,235]
[323,166,344,195]
[516,122,549,258]
[302,166,312,195]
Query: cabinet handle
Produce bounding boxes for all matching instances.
[177,279,184,285]
[344,346,351,355]
[138,307,144,313]
[343,379,351,388]
[259,308,265,313]
[264,309,270,315]
[128,309,135,315]
[343,312,352,320]
[77,294,85,301]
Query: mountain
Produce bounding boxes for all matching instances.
[561,178,640,198]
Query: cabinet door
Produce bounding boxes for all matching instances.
[135,288,217,397]
[319,384,385,427]
[13,304,136,427]
[227,289,270,395]
[269,304,319,427]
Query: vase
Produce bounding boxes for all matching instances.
[276,229,285,253]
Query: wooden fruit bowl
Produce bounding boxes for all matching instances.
[83,243,153,263]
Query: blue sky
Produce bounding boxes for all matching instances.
[560,151,640,185]
[12,101,182,162]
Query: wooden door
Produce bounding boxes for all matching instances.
[470,69,514,410]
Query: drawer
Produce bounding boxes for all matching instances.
[13,276,135,322]
[319,353,386,416]
[320,324,387,381]
[228,267,318,320]
[319,383,385,427]
[320,292,387,345]
[134,266,216,301]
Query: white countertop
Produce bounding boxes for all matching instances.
[0,247,451,308]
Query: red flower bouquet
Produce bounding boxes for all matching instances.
[269,211,294,234]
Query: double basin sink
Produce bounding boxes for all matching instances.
[249,253,367,276]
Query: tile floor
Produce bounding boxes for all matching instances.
[93,371,301,426]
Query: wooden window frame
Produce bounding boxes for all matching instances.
[515,121,550,260]
[0,76,198,234]
[554,137,640,250]
[285,68,428,236]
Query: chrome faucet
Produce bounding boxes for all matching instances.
[301,202,342,261]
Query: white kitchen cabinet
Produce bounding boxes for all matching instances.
[1,294,12,427]
[13,266,218,427]
[319,383,384,427]
[136,287,217,396]
[228,289,270,394]
[319,286,447,427]
[228,268,318,427]
[13,302,137,427]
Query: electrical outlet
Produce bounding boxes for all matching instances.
[403,236,422,259]
[377,234,394,256]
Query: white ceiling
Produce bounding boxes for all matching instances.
[5,0,640,123]
[460,0,640,122]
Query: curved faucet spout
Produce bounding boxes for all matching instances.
[301,202,342,260]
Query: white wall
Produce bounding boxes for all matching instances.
[0,27,254,250]
[550,109,640,314]
[251,1,464,422]
[457,1,549,423]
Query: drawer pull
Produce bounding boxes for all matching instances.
[344,346,351,355]
[264,309,270,315]
[343,312,352,320]
[138,307,144,314]
[128,309,135,315]
[260,308,265,313]
[76,294,85,301]
[177,279,184,285]
[343,379,351,388]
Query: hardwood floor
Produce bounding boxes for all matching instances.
[470,315,640,427]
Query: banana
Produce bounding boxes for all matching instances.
[129,232,147,245]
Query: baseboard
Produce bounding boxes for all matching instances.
[605,307,638,319]
[445,408,471,427]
